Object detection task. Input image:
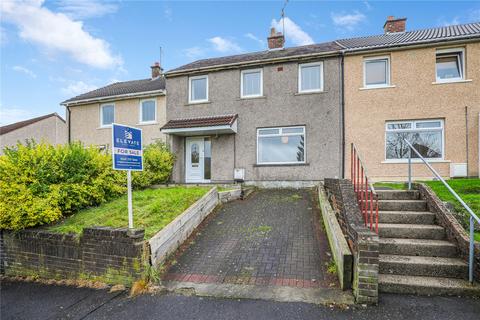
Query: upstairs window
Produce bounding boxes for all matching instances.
[100,104,114,127]
[364,56,390,88]
[241,69,263,98]
[189,75,208,103]
[299,62,323,93]
[385,119,444,161]
[436,48,464,82]
[140,99,156,123]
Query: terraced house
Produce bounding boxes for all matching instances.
[62,63,167,149]
[162,28,344,185]
[341,18,480,181]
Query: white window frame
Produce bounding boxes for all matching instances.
[298,62,324,93]
[435,47,465,83]
[256,126,306,165]
[139,98,157,124]
[363,55,391,88]
[188,75,209,104]
[240,68,263,98]
[384,119,445,163]
[100,103,115,128]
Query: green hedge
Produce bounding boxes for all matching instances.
[0,141,174,231]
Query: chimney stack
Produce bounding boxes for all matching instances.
[383,16,407,33]
[267,27,285,50]
[151,62,163,79]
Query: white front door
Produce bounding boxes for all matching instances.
[186,137,205,183]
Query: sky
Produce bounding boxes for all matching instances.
[1,0,480,125]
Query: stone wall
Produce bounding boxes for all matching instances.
[417,183,480,280]
[0,227,145,285]
[324,178,379,304]
[318,185,353,290]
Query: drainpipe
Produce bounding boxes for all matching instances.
[340,52,346,179]
[465,106,469,177]
[66,106,71,144]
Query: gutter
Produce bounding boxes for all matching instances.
[62,89,166,107]
[165,50,341,77]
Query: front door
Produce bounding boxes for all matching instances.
[186,137,209,183]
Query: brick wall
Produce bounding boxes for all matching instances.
[417,183,480,280]
[324,178,379,304]
[0,227,146,285]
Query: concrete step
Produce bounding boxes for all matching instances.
[379,274,480,296]
[378,223,445,240]
[378,211,436,224]
[379,254,468,279]
[379,238,457,257]
[376,190,420,200]
[377,200,427,212]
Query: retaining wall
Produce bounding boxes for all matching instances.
[324,178,379,305]
[0,227,145,285]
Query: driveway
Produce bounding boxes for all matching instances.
[164,189,336,288]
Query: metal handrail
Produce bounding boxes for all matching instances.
[351,143,379,233]
[404,138,479,283]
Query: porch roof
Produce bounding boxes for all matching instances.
[161,114,238,136]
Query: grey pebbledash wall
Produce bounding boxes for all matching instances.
[165,57,343,184]
[324,178,379,305]
[0,227,146,285]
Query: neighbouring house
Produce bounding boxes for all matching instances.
[0,113,67,154]
[61,63,167,150]
[341,18,480,181]
[162,28,344,186]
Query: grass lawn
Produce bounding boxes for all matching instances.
[47,186,211,239]
[374,182,408,190]
[423,178,480,242]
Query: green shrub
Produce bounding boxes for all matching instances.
[0,141,125,231]
[132,141,175,189]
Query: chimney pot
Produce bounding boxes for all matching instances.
[151,62,163,79]
[383,16,407,33]
[267,27,285,50]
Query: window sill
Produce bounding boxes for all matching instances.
[97,125,112,130]
[294,90,326,96]
[253,163,309,167]
[238,95,266,100]
[432,79,472,85]
[359,85,396,91]
[185,101,211,106]
[381,159,451,164]
[137,122,158,126]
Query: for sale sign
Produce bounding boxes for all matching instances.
[112,123,143,171]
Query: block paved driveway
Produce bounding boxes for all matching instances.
[164,188,337,288]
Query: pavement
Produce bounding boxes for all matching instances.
[2,280,480,320]
[165,189,336,289]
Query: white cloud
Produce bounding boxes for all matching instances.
[363,1,372,11]
[183,46,207,59]
[440,16,461,26]
[331,11,367,31]
[164,6,173,21]
[12,65,37,78]
[61,81,97,96]
[208,36,242,53]
[56,0,118,19]
[245,33,265,48]
[1,0,122,69]
[469,9,480,21]
[0,26,7,45]
[0,107,37,125]
[271,17,314,46]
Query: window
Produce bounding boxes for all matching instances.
[140,99,156,123]
[100,104,114,127]
[298,62,323,93]
[385,120,444,161]
[241,69,263,98]
[189,75,208,103]
[364,56,390,88]
[257,126,306,164]
[436,48,464,82]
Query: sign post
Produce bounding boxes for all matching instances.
[112,123,143,229]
